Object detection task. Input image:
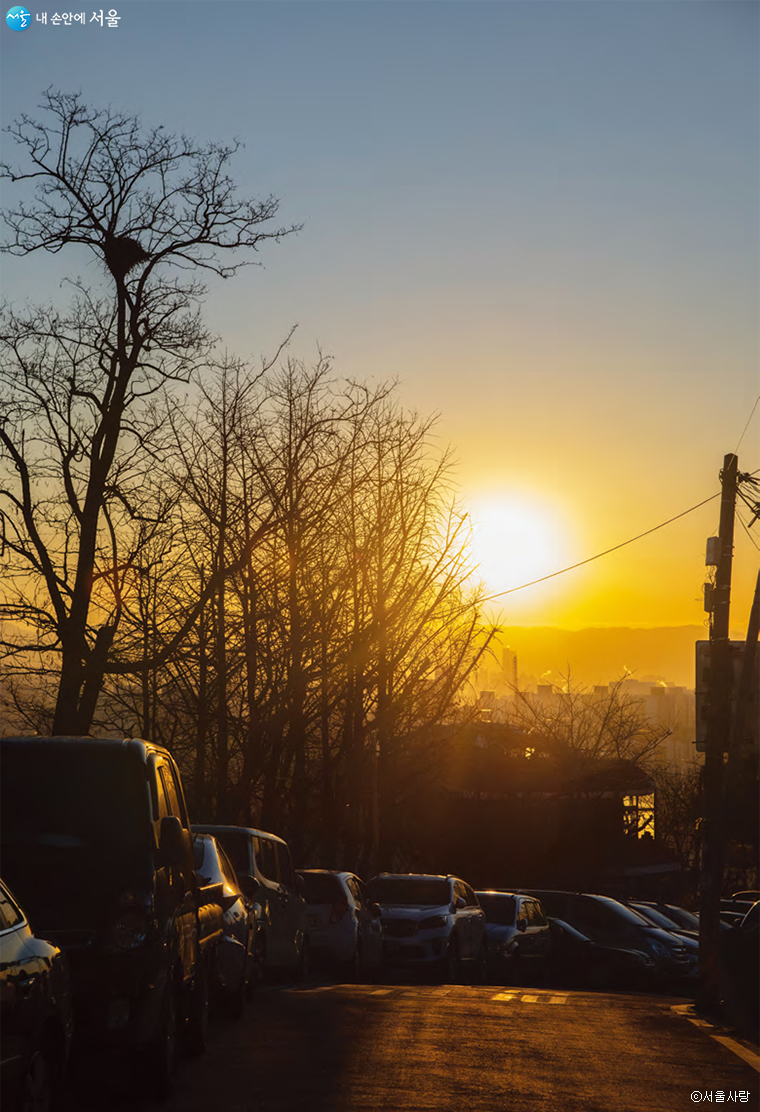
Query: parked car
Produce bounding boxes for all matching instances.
[193,825,308,980]
[628,901,702,934]
[719,897,757,926]
[365,873,486,982]
[0,736,224,1099]
[297,870,383,979]
[0,878,74,1112]
[518,890,696,985]
[547,916,657,989]
[192,833,261,1016]
[475,890,551,983]
[626,901,699,941]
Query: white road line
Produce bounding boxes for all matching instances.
[370,988,392,995]
[492,993,516,1001]
[687,1017,713,1028]
[431,986,453,995]
[521,995,540,1003]
[710,1035,760,1072]
[549,996,568,1005]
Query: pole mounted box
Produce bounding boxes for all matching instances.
[695,640,759,754]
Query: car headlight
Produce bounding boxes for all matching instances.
[418,915,447,930]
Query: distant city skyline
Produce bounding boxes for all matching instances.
[2,1,758,630]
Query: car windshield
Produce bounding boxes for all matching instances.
[366,877,450,907]
[661,905,699,930]
[477,894,516,925]
[631,904,680,930]
[300,873,344,903]
[0,743,152,929]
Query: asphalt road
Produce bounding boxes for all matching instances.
[71,982,759,1112]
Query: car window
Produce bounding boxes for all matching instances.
[463,883,479,907]
[477,894,516,925]
[159,765,182,820]
[258,837,278,882]
[531,901,547,926]
[213,831,252,878]
[155,769,170,820]
[301,872,344,903]
[572,898,645,935]
[453,880,468,904]
[366,876,450,906]
[277,843,295,890]
[0,883,23,930]
[216,843,241,890]
[346,876,363,907]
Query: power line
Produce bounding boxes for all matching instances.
[734,394,760,455]
[480,491,722,604]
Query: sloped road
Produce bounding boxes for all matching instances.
[73,983,759,1111]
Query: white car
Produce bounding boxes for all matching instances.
[298,870,383,978]
[366,873,486,982]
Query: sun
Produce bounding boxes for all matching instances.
[468,495,568,598]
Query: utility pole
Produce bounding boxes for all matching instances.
[699,453,738,1006]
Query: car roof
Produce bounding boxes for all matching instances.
[0,735,172,760]
[192,823,289,848]
[371,873,452,881]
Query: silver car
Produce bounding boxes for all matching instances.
[476,890,550,982]
[366,873,486,982]
[193,825,308,980]
[298,870,383,978]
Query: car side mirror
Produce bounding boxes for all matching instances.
[454,897,466,910]
[516,917,528,933]
[238,873,260,901]
[370,902,382,919]
[159,815,187,867]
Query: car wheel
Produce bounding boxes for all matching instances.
[21,1042,54,1112]
[145,985,177,1099]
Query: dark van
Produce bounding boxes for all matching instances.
[0,737,223,1097]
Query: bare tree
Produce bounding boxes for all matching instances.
[0,90,298,733]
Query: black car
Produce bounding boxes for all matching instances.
[547,916,657,989]
[192,833,261,1015]
[519,890,696,985]
[0,878,74,1112]
[0,737,223,1098]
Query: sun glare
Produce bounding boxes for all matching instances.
[468,497,568,599]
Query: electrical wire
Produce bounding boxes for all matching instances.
[734,394,760,455]
[480,491,722,603]
[737,510,760,552]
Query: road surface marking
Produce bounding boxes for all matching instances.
[687,1017,713,1028]
[521,994,540,1003]
[431,985,453,995]
[549,995,567,1004]
[492,993,516,1001]
[370,988,392,995]
[711,1036,760,1072]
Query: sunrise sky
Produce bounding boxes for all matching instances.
[2,1,758,633]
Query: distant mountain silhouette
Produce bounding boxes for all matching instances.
[497,626,713,689]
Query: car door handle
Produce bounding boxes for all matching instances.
[18,973,38,995]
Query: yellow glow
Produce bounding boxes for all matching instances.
[468,495,570,599]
